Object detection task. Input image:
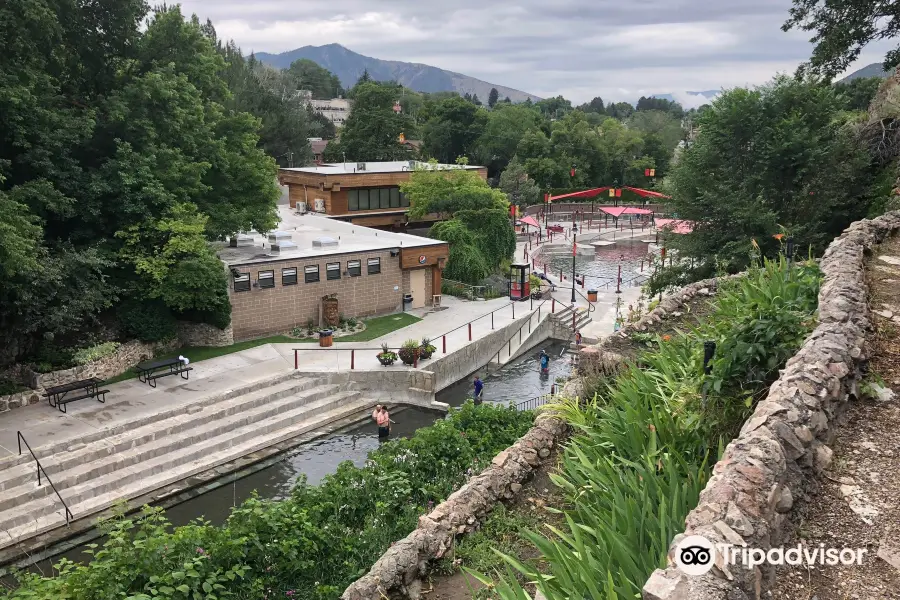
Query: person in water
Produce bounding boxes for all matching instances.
[574,330,583,346]
[539,349,550,374]
[473,376,484,404]
[372,405,391,440]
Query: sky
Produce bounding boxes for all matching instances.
[176,0,894,107]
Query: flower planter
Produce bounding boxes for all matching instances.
[398,348,419,366]
[377,353,397,366]
[418,346,435,360]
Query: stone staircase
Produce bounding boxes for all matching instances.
[0,372,374,551]
[553,303,592,336]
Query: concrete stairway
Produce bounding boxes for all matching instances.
[553,303,592,335]
[0,373,374,551]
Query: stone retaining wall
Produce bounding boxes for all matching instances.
[643,211,900,600]
[0,389,41,414]
[340,412,568,600]
[176,321,234,347]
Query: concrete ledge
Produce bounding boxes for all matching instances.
[642,210,900,600]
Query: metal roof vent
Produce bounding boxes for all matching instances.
[268,231,293,245]
[269,241,297,255]
[312,236,339,249]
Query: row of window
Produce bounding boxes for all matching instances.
[348,187,411,211]
[233,258,381,292]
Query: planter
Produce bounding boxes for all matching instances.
[377,353,397,367]
[418,345,436,360]
[319,330,334,348]
[398,347,419,366]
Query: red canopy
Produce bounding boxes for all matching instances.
[519,215,541,228]
[548,187,612,202]
[624,186,671,199]
[600,206,627,217]
[622,207,653,215]
[655,218,694,234]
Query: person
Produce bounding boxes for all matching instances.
[574,331,583,346]
[539,349,550,375]
[473,376,484,405]
[372,405,391,440]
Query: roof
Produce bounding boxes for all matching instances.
[654,218,694,234]
[280,160,484,176]
[215,206,445,267]
[310,139,329,155]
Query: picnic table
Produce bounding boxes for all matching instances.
[135,357,193,388]
[547,225,564,233]
[43,378,108,413]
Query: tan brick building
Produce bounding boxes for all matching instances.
[215,211,448,341]
[278,160,488,229]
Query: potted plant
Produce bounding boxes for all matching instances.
[419,337,437,360]
[377,343,398,366]
[398,339,420,366]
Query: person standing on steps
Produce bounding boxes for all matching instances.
[574,330,583,347]
[372,405,391,440]
[473,376,484,405]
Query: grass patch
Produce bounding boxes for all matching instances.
[335,313,421,342]
[103,335,297,384]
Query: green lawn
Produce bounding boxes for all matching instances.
[104,313,421,385]
[335,312,421,342]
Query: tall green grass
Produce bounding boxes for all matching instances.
[473,257,821,599]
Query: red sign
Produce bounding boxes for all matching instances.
[418,255,426,264]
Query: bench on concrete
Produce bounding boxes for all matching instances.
[135,357,193,389]
[42,378,109,413]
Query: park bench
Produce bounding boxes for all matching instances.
[135,357,193,388]
[43,378,109,413]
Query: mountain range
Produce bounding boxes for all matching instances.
[838,63,896,82]
[254,44,541,103]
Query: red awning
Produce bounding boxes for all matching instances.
[600,207,627,217]
[622,207,653,215]
[548,187,612,202]
[519,215,541,228]
[655,218,694,234]
[624,186,671,199]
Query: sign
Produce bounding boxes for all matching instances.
[418,255,427,264]
[399,132,405,143]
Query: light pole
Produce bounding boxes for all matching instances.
[571,232,577,303]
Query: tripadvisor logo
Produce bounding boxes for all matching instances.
[673,535,868,575]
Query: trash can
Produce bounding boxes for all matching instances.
[402,294,413,310]
[587,289,598,302]
[318,329,334,348]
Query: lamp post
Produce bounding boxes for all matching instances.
[544,185,551,228]
[571,232,577,303]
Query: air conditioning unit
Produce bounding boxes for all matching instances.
[357,162,366,171]
[297,201,307,214]
[314,198,325,213]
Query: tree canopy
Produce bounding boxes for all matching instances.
[323,81,414,162]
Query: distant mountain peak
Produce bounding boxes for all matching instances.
[254,44,541,103]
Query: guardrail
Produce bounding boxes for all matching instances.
[17,431,73,524]
[514,388,558,411]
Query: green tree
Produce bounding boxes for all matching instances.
[323,82,413,162]
[606,101,635,120]
[401,165,507,220]
[488,87,499,108]
[784,0,900,78]
[636,96,684,118]
[421,97,488,164]
[499,157,541,206]
[658,77,874,289]
[578,96,605,113]
[833,76,882,111]
[628,110,684,152]
[535,95,573,119]
[474,103,545,175]
[285,58,344,99]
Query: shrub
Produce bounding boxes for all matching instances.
[0,378,26,395]
[28,343,75,372]
[72,342,120,366]
[118,300,177,343]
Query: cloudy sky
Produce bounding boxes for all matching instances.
[177,0,892,107]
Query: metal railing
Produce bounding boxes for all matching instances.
[17,431,73,524]
[514,389,557,411]
[489,296,554,366]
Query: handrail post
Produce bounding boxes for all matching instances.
[468,323,472,342]
[491,313,494,330]
[294,349,298,370]
[443,335,447,354]
[552,298,556,313]
[351,349,355,370]
[512,303,515,319]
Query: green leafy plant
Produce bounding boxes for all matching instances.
[418,337,437,360]
[398,339,420,365]
[118,300,178,343]
[377,343,398,365]
[72,342,121,366]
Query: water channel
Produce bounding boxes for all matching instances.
[20,340,571,575]
[541,238,651,291]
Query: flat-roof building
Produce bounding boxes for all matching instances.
[215,207,448,340]
[278,160,488,229]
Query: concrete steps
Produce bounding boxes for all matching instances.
[553,305,593,334]
[0,376,375,550]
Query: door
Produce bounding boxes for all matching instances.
[410,268,427,309]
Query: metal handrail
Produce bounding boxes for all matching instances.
[514,391,556,411]
[17,431,73,524]
[491,296,554,366]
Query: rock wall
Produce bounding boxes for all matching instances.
[23,338,178,391]
[340,412,568,600]
[176,321,234,348]
[643,211,900,600]
[0,389,41,414]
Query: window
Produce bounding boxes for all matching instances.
[327,262,341,280]
[347,187,407,211]
[401,191,410,208]
[367,257,381,275]
[390,187,400,208]
[347,259,361,277]
[304,265,320,283]
[282,267,297,285]
[258,270,275,288]
[379,188,390,209]
[358,189,370,210]
[233,272,250,292]
[349,189,358,211]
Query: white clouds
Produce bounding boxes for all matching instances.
[176,0,894,105]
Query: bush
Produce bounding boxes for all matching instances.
[118,300,177,343]
[28,343,75,372]
[3,402,533,600]
[71,342,120,366]
[0,378,26,395]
